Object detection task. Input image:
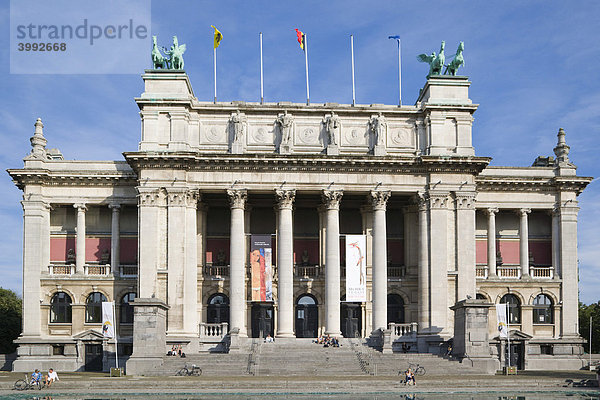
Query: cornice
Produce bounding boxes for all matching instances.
[476,175,593,194]
[123,152,491,175]
[7,168,137,190]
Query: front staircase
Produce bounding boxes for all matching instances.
[154,338,486,376]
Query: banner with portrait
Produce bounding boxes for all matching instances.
[250,235,273,301]
[101,301,115,338]
[345,234,366,302]
[496,303,508,338]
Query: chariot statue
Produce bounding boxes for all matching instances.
[443,41,465,76]
[417,40,446,76]
[151,35,186,70]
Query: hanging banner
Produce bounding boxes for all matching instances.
[102,301,115,338]
[250,235,273,301]
[496,303,508,338]
[345,234,366,302]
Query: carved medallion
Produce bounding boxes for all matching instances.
[205,126,223,143]
[391,125,415,146]
[346,128,363,145]
[252,127,268,143]
[299,127,318,144]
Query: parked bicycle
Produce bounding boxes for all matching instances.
[175,363,202,376]
[399,363,426,377]
[14,373,44,390]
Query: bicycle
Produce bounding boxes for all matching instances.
[408,362,426,376]
[14,373,44,390]
[175,363,202,376]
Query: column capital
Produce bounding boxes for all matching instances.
[166,189,187,206]
[108,203,121,211]
[185,189,200,208]
[415,192,428,212]
[137,188,166,207]
[73,203,87,211]
[517,208,531,216]
[322,189,343,210]
[486,207,499,216]
[227,188,248,209]
[455,192,476,210]
[275,189,296,210]
[428,192,449,209]
[369,190,391,211]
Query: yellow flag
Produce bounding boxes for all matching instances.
[211,25,223,49]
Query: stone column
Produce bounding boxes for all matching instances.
[322,189,343,336]
[228,189,248,337]
[109,204,121,277]
[42,203,51,274]
[275,189,296,338]
[551,206,560,278]
[370,190,390,332]
[559,200,580,337]
[21,200,48,337]
[456,193,476,300]
[74,203,87,274]
[184,190,199,338]
[166,189,187,333]
[519,208,531,278]
[428,192,449,333]
[137,188,163,298]
[486,208,498,278]
[417,194,430,333]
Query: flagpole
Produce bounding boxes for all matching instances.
[304,33,310,105]
[350,35,356,106]
[260,32,264,104]
[113,301,119,370]
[397,38,401,106]
[214,47,217,104]
[507,302,510,371]
[590,316,593,370]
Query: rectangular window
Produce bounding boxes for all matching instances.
[540,344,553,355]
[52,344,65,355]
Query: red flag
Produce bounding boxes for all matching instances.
[295,28,305,50]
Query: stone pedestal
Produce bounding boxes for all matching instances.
[279,144,292,154]
[326,145,339,155]
[231,142,244,154]
[373,145,386,156]
[126,298,169,376]
[381,329,393,354]
[450,299,498,374]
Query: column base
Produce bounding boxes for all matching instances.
[275,332,296,339]
[324,330,342,336]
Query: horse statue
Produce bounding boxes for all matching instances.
[444,41,465,76]
[151,35,167,69]
[417,41,446,76]
[163,36,186,70]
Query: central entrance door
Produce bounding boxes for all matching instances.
[84,343,103,371]
[341,302,362,338]
[207,293,230,327]
[251,303,274,339]
[295,294,318,338]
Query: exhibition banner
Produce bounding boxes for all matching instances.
[250,235,273,301]
[345,234,366,302]
[496,303,508,338]
[101,301,115,338]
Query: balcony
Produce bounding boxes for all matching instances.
[84,264,111,276]
[204,264,230,278]
[497,265,521,279]
[476,265,488,279]
[199,322,228,342]
[48,264,74,275]
[530,265,554,279]
[294,264,320,279]
[388,264,406,280]
[119,264,138,277]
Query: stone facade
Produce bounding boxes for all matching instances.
[7,71,592,373]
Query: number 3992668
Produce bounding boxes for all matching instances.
[18,43,67,51]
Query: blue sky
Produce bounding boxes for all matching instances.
[0,1,599,303]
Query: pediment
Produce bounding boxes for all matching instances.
[73,329,104,341]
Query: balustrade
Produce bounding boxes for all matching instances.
[476,265,488,279]
[387,264,406,279]
[497,265,521,279]
[294,264,319,278]
[48,264,74,275]
[199,322,229,341]
[119,264,138,277]
[530,265,554,279]
[388,322,418,339]
[204,264,230,277]
[84,264,111,275]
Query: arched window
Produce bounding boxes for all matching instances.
[50,292,72,323]
[207,293,230,325]
[85,292,107,323]
[297,294,317,306]
[476,293,487,301]
[533,294,553,324]
[500,294,521,324]
[387,294,405,324]
[120,292,136,324]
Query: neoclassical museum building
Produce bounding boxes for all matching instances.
[8,70,592,373]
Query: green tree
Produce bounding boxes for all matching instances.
[579,301,600,353]
[0,288,22,354]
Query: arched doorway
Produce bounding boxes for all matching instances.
[251,303,274,339]
[207,293,230,326]
[341,295,362,338]
[295,294,318,338]
[387,294,405,325]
